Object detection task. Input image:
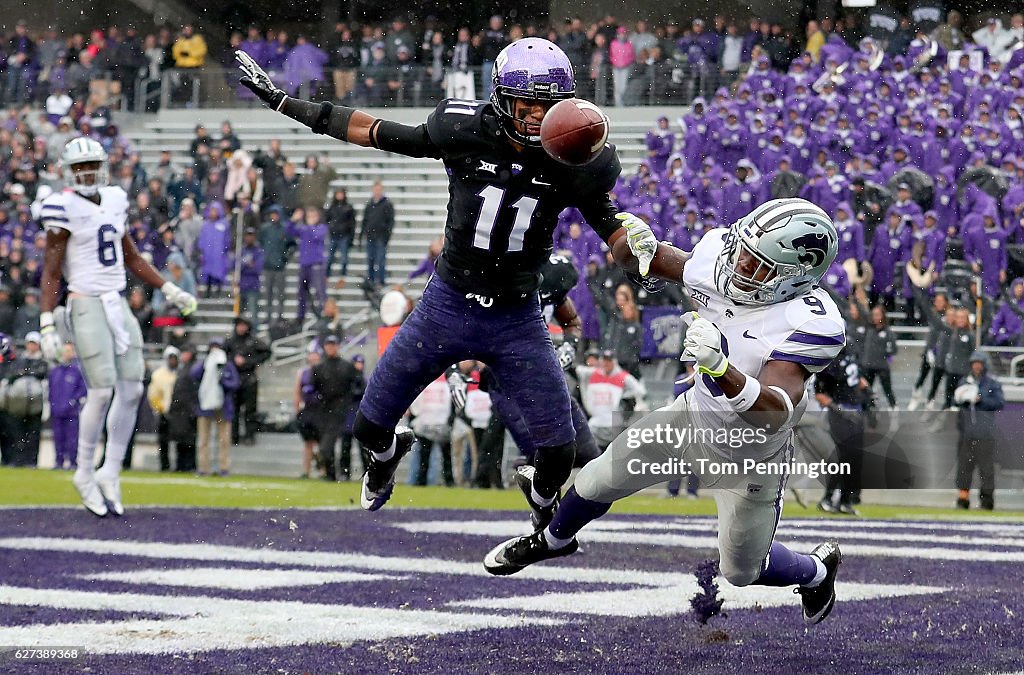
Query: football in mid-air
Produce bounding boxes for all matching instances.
[540,98,609,165]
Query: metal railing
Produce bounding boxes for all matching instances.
[269,306,372,366]
[117,62,726,112]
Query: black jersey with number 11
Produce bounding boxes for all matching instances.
[388,99,621,299]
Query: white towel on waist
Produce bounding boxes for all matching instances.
[100,290,131,356]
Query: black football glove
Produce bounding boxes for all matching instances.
[235,50,286,110]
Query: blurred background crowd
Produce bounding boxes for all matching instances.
[0,5,1022,493]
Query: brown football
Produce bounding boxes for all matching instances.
[540,98,610,165]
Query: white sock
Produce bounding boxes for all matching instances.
[77,386,114,476]
[805,557,828,588]
[372,435,397,462]
[543,528,574,550]
[97,380,144,478]
[531,485,555,508]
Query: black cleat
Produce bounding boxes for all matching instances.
[484,529,579,576]
[515,465,559,531]
[796,540,842,624]
[360,427,416,511]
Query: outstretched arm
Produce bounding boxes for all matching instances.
[236,50,440,159]
[607,224,691,284]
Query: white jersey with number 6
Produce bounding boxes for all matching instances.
[40,186,129,296]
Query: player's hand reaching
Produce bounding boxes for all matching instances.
[38,312,62,362]
[615,212,657,277]
[447,371,470,412]
[236,50,286,110]
[681,312,728,377]
[161,282,198,317]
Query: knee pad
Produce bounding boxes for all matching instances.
[353,410,393,453]
[533,440,576,497]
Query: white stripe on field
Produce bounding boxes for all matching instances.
[450,580,947,617]
[0,537,692,587]
[80,567,404,589]
[587,520,1024,548]
[0,586,557,655]
[393,520,1024,562]
[660,517,1024,534]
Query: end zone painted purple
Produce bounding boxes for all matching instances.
[0,508,1020,674]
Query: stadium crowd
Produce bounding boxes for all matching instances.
[0,8,1023,495]
[597,19,1024,408]
[0,10,1021,112]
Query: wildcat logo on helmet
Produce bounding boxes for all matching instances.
[788,231,831,268]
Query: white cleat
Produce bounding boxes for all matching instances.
[72,471,108,517]
[95,471,125,516]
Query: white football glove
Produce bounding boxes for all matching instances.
[38,311,63,362]
[615,212,658,277]
[161,282,198,316]
[447,371,469,412]
[556,341,576,371]
[681,312,728,377]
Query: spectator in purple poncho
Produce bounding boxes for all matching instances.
[240,26,268,67]
[284,36,329,97]
[990,278,1024,347]
[196,201,231,297]
[263,30,290,74]
[963,206,1010,298]
[286,206,328,322]
[645,116,674,176]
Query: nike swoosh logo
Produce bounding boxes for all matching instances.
[531,177,552,186]
[743,330,757,339]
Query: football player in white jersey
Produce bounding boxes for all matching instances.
[485,198,847,624]
[39,137,198,517]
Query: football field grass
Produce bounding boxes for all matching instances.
[3,466,1022,520]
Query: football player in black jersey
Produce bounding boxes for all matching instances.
[236,38,687,523]
[448,255,602,523]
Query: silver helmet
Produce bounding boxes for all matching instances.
[715,198,837,305]
[61,137,108,196]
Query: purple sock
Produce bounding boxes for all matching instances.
[548,487,611,540]
[754,542,819,587]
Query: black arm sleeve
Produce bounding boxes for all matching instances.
[368,119,443,159]
[278,98,442,159]
[279,97,354,140]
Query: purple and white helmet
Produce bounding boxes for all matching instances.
[490,38,575,146]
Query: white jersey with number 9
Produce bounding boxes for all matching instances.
[40,186,129,296]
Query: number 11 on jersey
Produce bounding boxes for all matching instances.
[473,185,538,253]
